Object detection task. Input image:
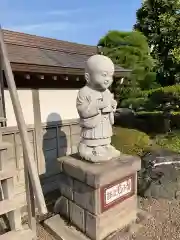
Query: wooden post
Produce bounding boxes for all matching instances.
[0,28,47,215]
[0,40,5,126]
[32,89,46,175]
[24,153,36,239]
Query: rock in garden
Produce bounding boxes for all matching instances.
[138,148,180,199]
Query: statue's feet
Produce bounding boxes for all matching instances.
[105,144,120,158]
[91,146,112,162]
[78,143,112,163]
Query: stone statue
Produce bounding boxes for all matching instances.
[76,54,120,163]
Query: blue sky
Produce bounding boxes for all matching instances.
[0,0,142,45]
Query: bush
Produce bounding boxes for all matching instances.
[121,97,147,110]
[136,111,170,133]
[135,111,180,133]
[138,72,160,90]
[115,86,143,104]
[112,127,150,156]
[155,131,180,153]
[148,85,180,110]
[120,97,155,111]
[133,88,157,98]
[123,84,180,111]
[115,110,180,134]
[170,112,180,129]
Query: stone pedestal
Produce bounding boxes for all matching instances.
[56,154,141,240]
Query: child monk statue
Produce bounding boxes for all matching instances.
[76,54,120,163]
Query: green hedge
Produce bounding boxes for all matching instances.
[121,97,155,111]
[118,84,180,133]
[115,111,180,133]
[138,85,180,98]
[155,131,180,153]
[121,97,147,110]
[136,111,180,132]
[136,111,180,117]
[121,84,180,111]
[139,85,180,109]
[149,85,180,108]
[112,127,150,156]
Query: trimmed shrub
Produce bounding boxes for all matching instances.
[134,88,158,98]
[155,131,180,153]
[170,112,180,129]
[121,97,155,111]
[121,97,147,110]
[112,127,150,156]
[115,110,180,134]
[136,111,170,133]
[123,85,180,111]
[148,85,180,110]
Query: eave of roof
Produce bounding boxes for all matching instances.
[3,29,131,76]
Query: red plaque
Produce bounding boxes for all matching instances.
[100,175,135,213]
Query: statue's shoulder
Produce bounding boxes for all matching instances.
[105,89,112,96]
[78,85,91,96]
[106,89,111,94]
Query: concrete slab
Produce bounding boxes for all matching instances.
[44,215,90,240]
[57,154,141,188]
[44,210,147,240]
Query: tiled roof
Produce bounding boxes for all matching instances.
[3,29,131,74]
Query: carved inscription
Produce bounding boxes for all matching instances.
[101,175,135,212]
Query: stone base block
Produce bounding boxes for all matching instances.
[85,195,137,240]
[44,214,89,240]
[56,154,141,240]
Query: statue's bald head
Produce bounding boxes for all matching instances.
[85,54,114,74]
[85,55,115,90]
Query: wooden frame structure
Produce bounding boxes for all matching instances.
[0,28,47,239]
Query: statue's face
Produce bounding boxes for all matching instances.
[85,55,115,91]
[91,70,113,90]
[88,65,114,91]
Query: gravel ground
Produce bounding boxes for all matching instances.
[130,197,180,240]
[35,197,180,240]
[37,223,56,240]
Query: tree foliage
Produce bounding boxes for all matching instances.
[134,0,180,85]
[97,30,157,101]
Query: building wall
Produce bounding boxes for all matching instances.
[4,89,79,126]
[3,86,81,213]
[2,119,80,209]
[4,90,34,126]
[39,89,79,123]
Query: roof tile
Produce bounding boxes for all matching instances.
[3,29,131,73]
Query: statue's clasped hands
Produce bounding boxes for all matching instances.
[97,97,117,113]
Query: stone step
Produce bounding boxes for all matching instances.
[0,197,24,216]
[0,169,17,181]
[0,228,34,240]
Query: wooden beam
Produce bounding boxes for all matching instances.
[0,43,6,124]
[24,155,36,238]
[11,63,82,75]
[10,62,130,77]
[6,72,85,89]
[32,89,46,175]
[25,74,31,80]
[0,28,47,215]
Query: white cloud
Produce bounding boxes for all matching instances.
[47,8,82,16]
[4,21,75,32]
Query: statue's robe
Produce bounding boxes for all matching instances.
[76,85,114,146]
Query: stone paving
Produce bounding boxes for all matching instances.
[38,197,180,240]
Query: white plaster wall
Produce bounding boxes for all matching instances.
[39,89,79,123]
[4,89,34,127]
[4,89,79,127]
